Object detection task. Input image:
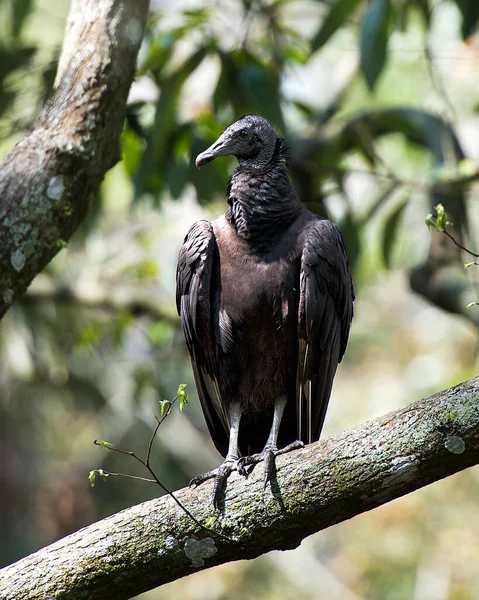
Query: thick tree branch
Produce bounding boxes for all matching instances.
[1,376,478,600]
[0,0,149,318]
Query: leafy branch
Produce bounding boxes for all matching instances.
[425,203,479,260]
[90,384,234,543]
[426,203,479,308]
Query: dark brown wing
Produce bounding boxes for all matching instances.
[176,220,230,456]
[296,219,354,444]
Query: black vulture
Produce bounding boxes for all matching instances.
[176,115,354,509]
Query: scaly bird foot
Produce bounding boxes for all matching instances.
[189,459,242,510]
[237,440,305,488]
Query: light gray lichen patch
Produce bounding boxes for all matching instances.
[11,249,26,272]
[380,455,419,488]
[391,455,417,469]
[159,536,178,556]
[125,18,142,44]
[445,435,465,454]
[165,535,178,548]
[47,175,65,201]
[184,537,217,568]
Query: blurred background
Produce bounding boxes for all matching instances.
[1,0,479,598]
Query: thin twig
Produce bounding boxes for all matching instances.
[94,442,135,458]
[146,401,172,465]
[100,472,157,484]
[443,227,479,258]
[94,398,236,543]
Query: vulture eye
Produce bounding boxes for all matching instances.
[239,129,250,139]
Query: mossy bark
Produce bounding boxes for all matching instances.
[0,0,149,318]
[1,377,478,600]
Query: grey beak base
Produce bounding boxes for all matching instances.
[195,133,234,168]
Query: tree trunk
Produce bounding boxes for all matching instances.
[1,376,478,600]
[0,0,149,318]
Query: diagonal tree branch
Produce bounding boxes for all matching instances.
[0,0,150,319]
[1,376,478,600]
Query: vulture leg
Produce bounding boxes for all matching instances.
[190,401,243,510]
[238,397,304,488]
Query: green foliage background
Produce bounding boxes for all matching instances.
[1,0,479,598]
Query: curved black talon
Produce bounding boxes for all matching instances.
[189,468,218,488]
[237,455,260,477]
[236,459,250,478]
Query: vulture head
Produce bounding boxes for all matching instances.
[196,115,282,171]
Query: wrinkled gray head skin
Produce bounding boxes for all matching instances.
[195,115,279,171]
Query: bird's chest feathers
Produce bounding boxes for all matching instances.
[216,233,299,330]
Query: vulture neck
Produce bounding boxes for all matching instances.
[226,160,302,250]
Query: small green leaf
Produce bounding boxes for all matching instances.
[360,0,392,90]
[89,471,96,488]
[177,383,189,411]
[97,469,109,482]
[159,399,171,416]
[425,213,434,229]
[89,469,109,487]
[98,440,113,451]
[435,203,447,232]
[464,262,477,269]
[466,301,479,308]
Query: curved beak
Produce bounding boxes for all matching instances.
[195,132,235,168]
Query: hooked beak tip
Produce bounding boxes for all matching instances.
[195,152,213,169]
